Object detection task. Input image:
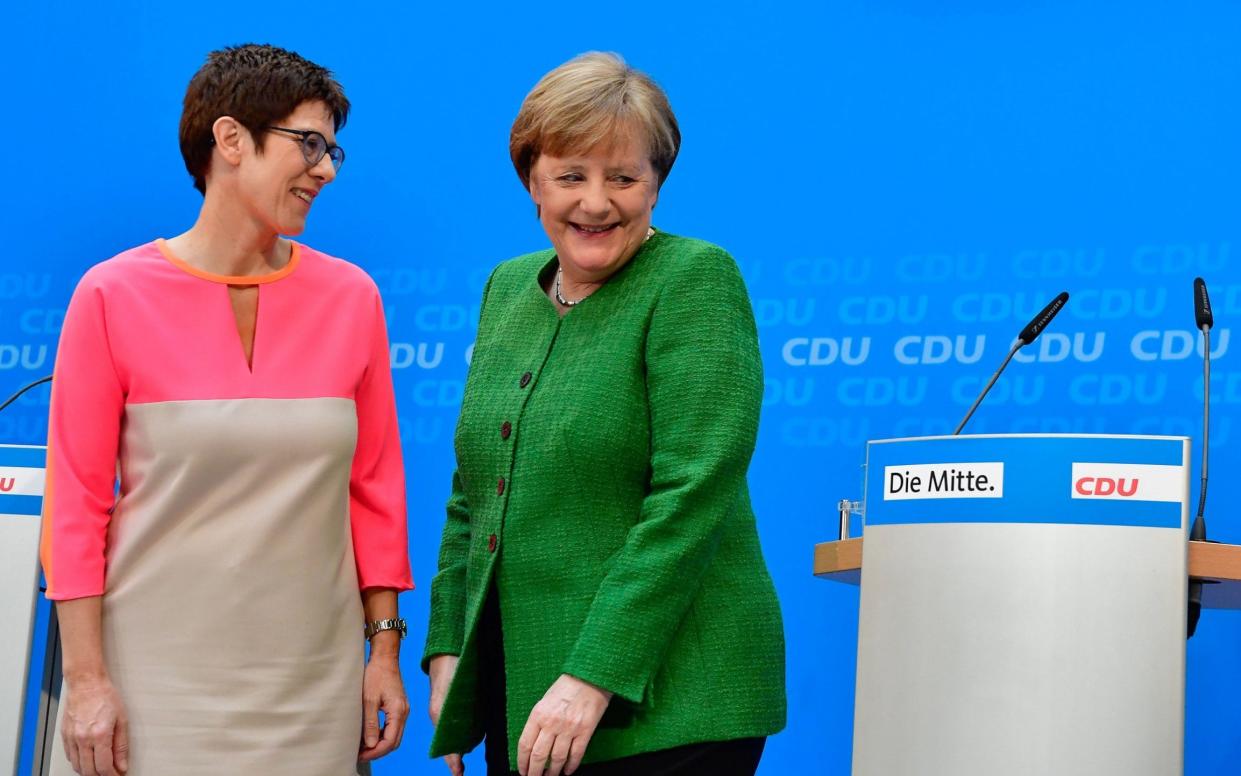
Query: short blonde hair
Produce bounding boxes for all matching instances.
[509,52,681,190]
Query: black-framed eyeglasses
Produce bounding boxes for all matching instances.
[266,126,345,172]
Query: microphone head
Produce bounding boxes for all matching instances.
[1018,291,1070,345]
[1195,277,1214,330]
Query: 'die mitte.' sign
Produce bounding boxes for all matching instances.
[883,462,1004,501]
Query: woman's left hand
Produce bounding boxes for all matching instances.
[359,652,410,761]
[517,674,612,776]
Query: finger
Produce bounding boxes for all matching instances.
[80,739,101,776]
[361,694,381,749]
[546,732,574,776]
[64,733,81,775]
[528,729,556,776]
[114,715,130,774]
[360,734,395,761]
[92,740,115,776]
[565,731,594,775]
[361,709,400,760]
[516,715,541,776]
[445,753,465,776]
[391,697,409,748]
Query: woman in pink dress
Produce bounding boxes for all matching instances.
[41,43,413,776]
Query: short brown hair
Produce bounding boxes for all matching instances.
[509,52,680,190]
[179,43,350,194]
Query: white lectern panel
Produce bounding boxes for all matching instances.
[0,445,47,776]
[854,435,1188,776]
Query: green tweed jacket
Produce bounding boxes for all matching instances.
[422,230,787,767]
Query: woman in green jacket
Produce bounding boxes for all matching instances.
[423,52,786,776]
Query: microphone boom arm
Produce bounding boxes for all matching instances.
[1196,325,1210,529]
[954,340,1022,435]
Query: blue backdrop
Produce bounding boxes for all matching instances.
[9,1,1241,773]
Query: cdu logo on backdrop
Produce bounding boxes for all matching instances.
[752,242,1233,451]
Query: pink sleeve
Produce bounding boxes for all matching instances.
[41,275,125,600]
[349,290,414,591]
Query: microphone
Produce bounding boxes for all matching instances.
[1195,276,1214,330]
[954,292,1069,435]
[1019,291,1070,345]
[1188,278,1213,638]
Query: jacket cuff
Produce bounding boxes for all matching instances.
[561,651,648,705]
[421,628,463,675]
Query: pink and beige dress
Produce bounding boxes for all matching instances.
[41,239,413,776]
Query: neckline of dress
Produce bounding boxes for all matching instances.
[155,238,302,285]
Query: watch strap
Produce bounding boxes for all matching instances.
[364,617,407,640]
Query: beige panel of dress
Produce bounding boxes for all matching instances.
[50,398,366,776]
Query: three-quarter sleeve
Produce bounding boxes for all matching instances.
[349,289,414,591]
[41,273,126,601]
[560,247,764,703]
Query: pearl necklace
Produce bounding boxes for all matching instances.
[555,227,655,307]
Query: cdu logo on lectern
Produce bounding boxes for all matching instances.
[0,465,45,497]
[1070,463,1183,502]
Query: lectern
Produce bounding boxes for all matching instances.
[824,434,1194,776]
[0,444,46,776]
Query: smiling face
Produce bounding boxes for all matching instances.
[230,99,338,236]
[528,131,659,284]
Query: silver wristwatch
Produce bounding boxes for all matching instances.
[363,617,407,640]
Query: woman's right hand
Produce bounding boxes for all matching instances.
[62,675,129,776]
[428,654,464,776]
